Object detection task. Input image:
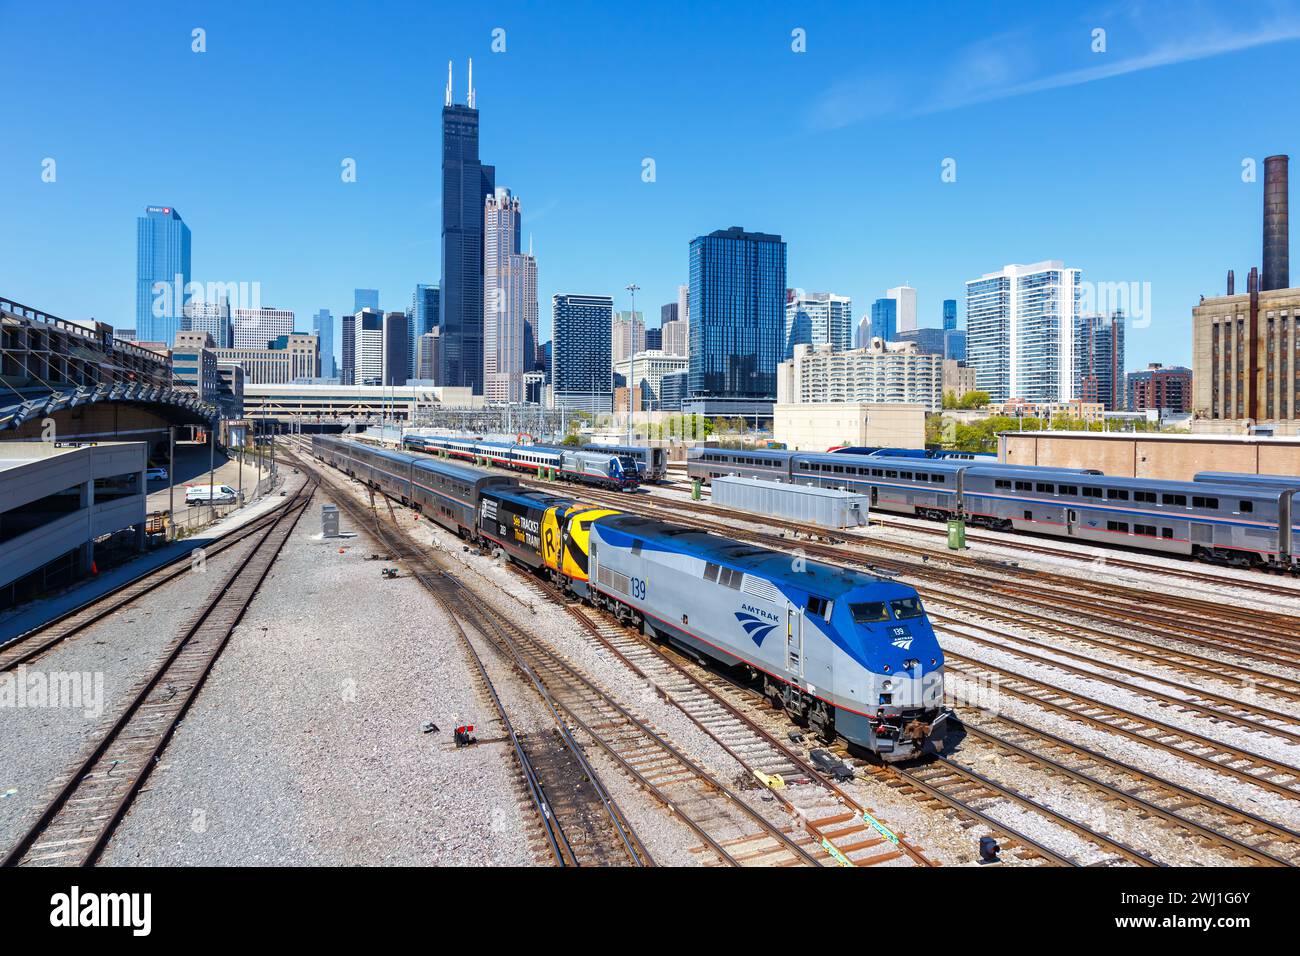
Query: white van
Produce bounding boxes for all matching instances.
[185,484,238,505]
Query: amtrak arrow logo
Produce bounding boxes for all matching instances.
[889,626,913,650]
[735,611,778,647]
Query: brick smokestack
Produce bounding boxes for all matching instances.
[1263,154,1289,291]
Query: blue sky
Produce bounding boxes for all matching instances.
[3,0,1299,372]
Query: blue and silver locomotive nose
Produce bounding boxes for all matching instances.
[827,583,948,760]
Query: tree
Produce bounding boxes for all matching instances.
[560,433,583,447]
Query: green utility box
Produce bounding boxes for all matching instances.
[692,478,702,501]
[947,518,966,550]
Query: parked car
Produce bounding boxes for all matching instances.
[185,484,238,505]
[145,467,169,482]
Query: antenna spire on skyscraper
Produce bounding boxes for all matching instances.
[467,58,475,108]
[445,60,452,107]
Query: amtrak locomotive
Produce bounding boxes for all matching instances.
[313,435,948,759]
[687,447,1300,571]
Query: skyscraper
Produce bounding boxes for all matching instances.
[887,285,917,333]
[440,60,496,393]
[312,309,335,378]
[552,293,613,413]
[688,227,786,400]
[341,312,356,385]
[186,298,231,348]
[612,311,646,365]
[382,311,410,386]
[942,298,958,331]
[135,205,192,345]
[869,298,897,342]
[354,289,379,313]
[232,307,294,349]
[483,188,536,403]
[408,284,439,383]
[353,308,383,385]
[1074,311,1126,410]
[965,260,1082,403]
[784,289,852,358]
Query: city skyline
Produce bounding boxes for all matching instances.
[6,2,1300,374]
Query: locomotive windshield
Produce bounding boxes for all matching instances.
[850,602,891,623]
[891,597,924,619]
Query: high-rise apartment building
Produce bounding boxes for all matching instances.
[136,205,192,346]
[1074,311,1126,410]
[482,188,536,403]
[313,309,335,377]
[552,293,614,413]
[232,307,295,350]
[784,290,852,358]
[777,341,944,411]
[440,60,496,393]
[966,260,1082,404]
[687,226,786,400]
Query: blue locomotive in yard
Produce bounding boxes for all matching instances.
[687,447,1300,571]
[586,514,948,758]
[312,435,948,759]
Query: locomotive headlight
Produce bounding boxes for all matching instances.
[930,658,938,667]
[881,679,893,692]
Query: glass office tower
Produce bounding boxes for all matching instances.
[687,226,786,398]
[136,205,191,345]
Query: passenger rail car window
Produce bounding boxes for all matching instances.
[1192,496,1219,510]
[890,597,924,620]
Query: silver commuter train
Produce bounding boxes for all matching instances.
[686,447,1297,570]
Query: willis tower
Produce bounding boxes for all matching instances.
[440,59,496,392]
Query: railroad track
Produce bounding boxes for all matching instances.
[325,446,1300,863]
[303,457,826,867]
[958,715,1300,865]
[559,601,937,867]
[544,480,1300,643]
[532,484,1300,734]
[943,656,1300,801]
[0,494,298,673]
[2,480,315,867]
[932,616,1300,743]
[423,559,650,867]
[872,514,1300,599]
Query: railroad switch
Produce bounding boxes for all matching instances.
[454,725,477,748]
[381,567,399,579]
